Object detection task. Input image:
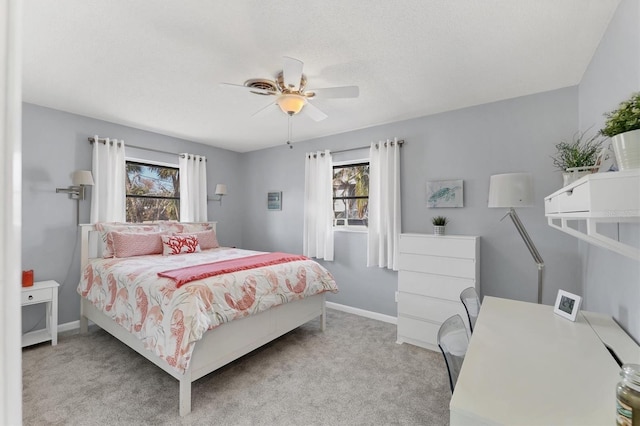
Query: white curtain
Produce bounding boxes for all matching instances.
[179,153,208,222]
[303,150,334,261]
[90,136,126,223]
[367,138,402,270]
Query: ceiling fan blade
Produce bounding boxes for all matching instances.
[219,83,276,96]
[302,102,328,122]
[251,101,277,117]
[282,57,304,91]
[307,86,359,99]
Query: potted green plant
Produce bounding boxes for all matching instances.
[551,130,602,186]
[432,216,449,236]
[600,92,640,171]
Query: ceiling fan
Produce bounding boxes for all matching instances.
[220,56,359,122]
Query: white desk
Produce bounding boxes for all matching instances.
[450,296,640,426]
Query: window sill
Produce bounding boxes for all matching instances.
[333,227,367,234]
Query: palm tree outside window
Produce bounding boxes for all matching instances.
[125,161,180,222]
[332,161,369,227]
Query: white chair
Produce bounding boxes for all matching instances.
[437,314,469,393]
[460,287,481,334]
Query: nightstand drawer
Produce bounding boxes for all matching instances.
[21,287,53,305]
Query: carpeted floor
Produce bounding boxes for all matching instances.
[22,309,450,425]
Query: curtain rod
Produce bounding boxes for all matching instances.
[309,139,405,158]
[88,137,206,161]
[332,139,404,155]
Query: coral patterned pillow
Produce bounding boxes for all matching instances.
[111,231,165,258]
[177,230,219,250]
[161,234,201,256]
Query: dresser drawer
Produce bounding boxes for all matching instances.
[397,316,441,347]
[21,287,53,305]
[400,234,478,258]
[399,270,475,300]
[399,253,476,279]
[398,293,467,323]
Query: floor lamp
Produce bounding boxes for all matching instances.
[488,173,545,304]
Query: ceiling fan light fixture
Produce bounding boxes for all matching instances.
[276,94,306,115]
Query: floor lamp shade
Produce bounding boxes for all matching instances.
[487,172,544,304]
[488,173,533,208]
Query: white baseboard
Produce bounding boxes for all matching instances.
[58,320,81,333]
[326,302,397,325]
[58,320,96,333]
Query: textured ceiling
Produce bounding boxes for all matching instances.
[22,1,620,153]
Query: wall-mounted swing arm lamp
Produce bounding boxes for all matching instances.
[208,184,227,205]
[488,173,545,304]
[56,170,94,224]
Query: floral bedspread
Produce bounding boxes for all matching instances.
[77,248,338,374]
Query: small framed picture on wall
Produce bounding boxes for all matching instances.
[427,179,464,208]
[267,191,282,211]
[553,289,582,321]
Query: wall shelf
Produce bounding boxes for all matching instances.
[544,170,640,261]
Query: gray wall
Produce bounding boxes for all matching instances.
[21,103,244,331]
[241,87,582,316]
[577,0,640,341]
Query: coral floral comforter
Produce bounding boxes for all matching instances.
[78,247,338,374]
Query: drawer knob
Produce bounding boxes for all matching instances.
[28,295,33,300]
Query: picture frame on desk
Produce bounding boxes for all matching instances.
[553,289,582,321]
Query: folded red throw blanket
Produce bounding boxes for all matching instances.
[158,252,309,287]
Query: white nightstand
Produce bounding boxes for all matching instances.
[21,280,59,347]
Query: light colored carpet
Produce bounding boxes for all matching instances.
[22,309,450,425]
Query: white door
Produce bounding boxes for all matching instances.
[0,0,23,423]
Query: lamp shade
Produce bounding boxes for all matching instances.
[214,184,227,196]
[276,94,306,115]
[488,173,533,208]
[72,170,94,186]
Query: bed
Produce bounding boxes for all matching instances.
[77,221,338,416]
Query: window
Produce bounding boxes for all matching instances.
[126,160,180,222]
[332,161,369,227]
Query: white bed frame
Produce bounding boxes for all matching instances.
[78,223,326,416]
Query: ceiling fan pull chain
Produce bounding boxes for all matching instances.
[286,115,293,149]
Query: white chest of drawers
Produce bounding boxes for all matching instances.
[397,233,480,352]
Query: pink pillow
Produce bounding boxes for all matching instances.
[156,221,185,234]
[161,234,201,256]
[177,230,219,250]
[180,223,213,233]
[95,223,160,258]
[111,231,165,258]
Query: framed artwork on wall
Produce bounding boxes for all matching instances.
[427,179,464,208]
[267,191,282,210]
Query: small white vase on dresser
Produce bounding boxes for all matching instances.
[611,128,640,170]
